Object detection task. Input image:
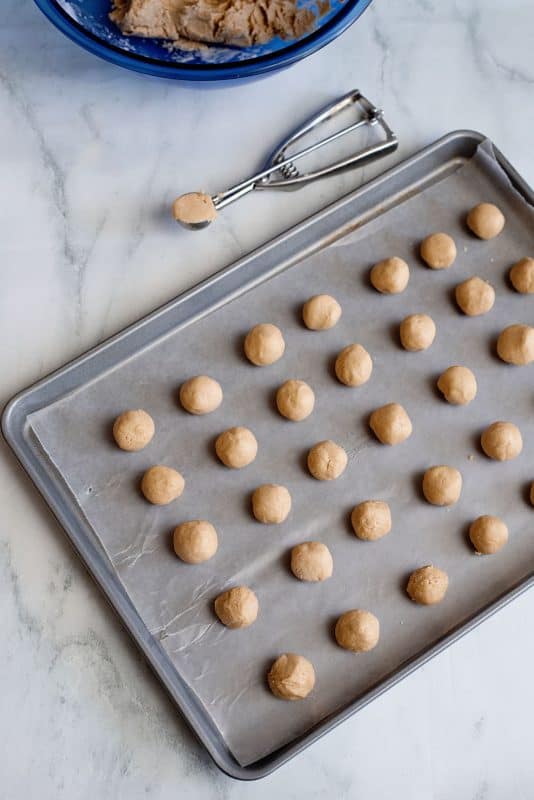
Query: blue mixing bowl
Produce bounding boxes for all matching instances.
[34,0,374,80]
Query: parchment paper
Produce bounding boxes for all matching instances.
[30,142,534,766]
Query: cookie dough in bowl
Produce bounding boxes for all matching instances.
[111,0,317,47]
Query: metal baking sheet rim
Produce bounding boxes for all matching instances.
[3,130,534,781]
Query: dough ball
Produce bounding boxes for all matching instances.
[335,344,373,387]
[497,324,534,365]
[422,465,462,506]
[267,653,315,700]
[351,500,392,541]
[179,375,223,415]
[407,565,449,605]
[172,192,217,226]
[335,609,380,652]
[113,409,155,451]
[467,203,505,239]
[469,515,509,555]
[252,484,291,524]
[530,481,534,507]
[215,426,258,468]
[307,440,348,480]
[509,257,534,294]
[455,276,495,316]
[290,541,333,582]
[400,313,436,351]
[481,421,523,461]
[420,232,457,269]
[244,323,285,366]
[369,403,412,445]
[276,380,315,421]
[302,294,342,330]
[141,465,185,505]
[437,365,477,405]
[370,257,410,294]
[173,520,218,563]
[214,586,258,629]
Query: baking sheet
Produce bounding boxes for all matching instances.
[29,141,534,766]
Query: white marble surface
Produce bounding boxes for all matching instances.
[1,0,533,796]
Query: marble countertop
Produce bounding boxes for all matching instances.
[1,0,533,797]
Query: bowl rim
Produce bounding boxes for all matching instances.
[33,0,374,80]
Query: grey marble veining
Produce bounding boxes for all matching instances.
[1,0,533,797]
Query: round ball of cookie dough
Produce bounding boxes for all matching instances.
[469,515,509,555]
[370,257,410,294]
[510,257,534,294]
[179,375,223,415]
[215,426,258,468]
[497,324,534,365]
[467,203,505,240]
[400,313,436,351]
[420,232,457,269]
[302,294,342,330]
[141,465,185,505]
[455,276,495,316]
[481,421,523,461]
[268,653,315,700]
[422,465,462,506]
[276,380,315,421]
[214,586,258,629]
[437,365,477,405]
[113,409,155,452]
[307,440,348,481]
[173,520,218,564]
[351,500,392,541]
[244,323,285,366]
[252,484,291,524]
[290,541,333,582]
[369,403,412,445]
[407,565,449,605]
[335,609,380,652]
[335,344,373,387]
